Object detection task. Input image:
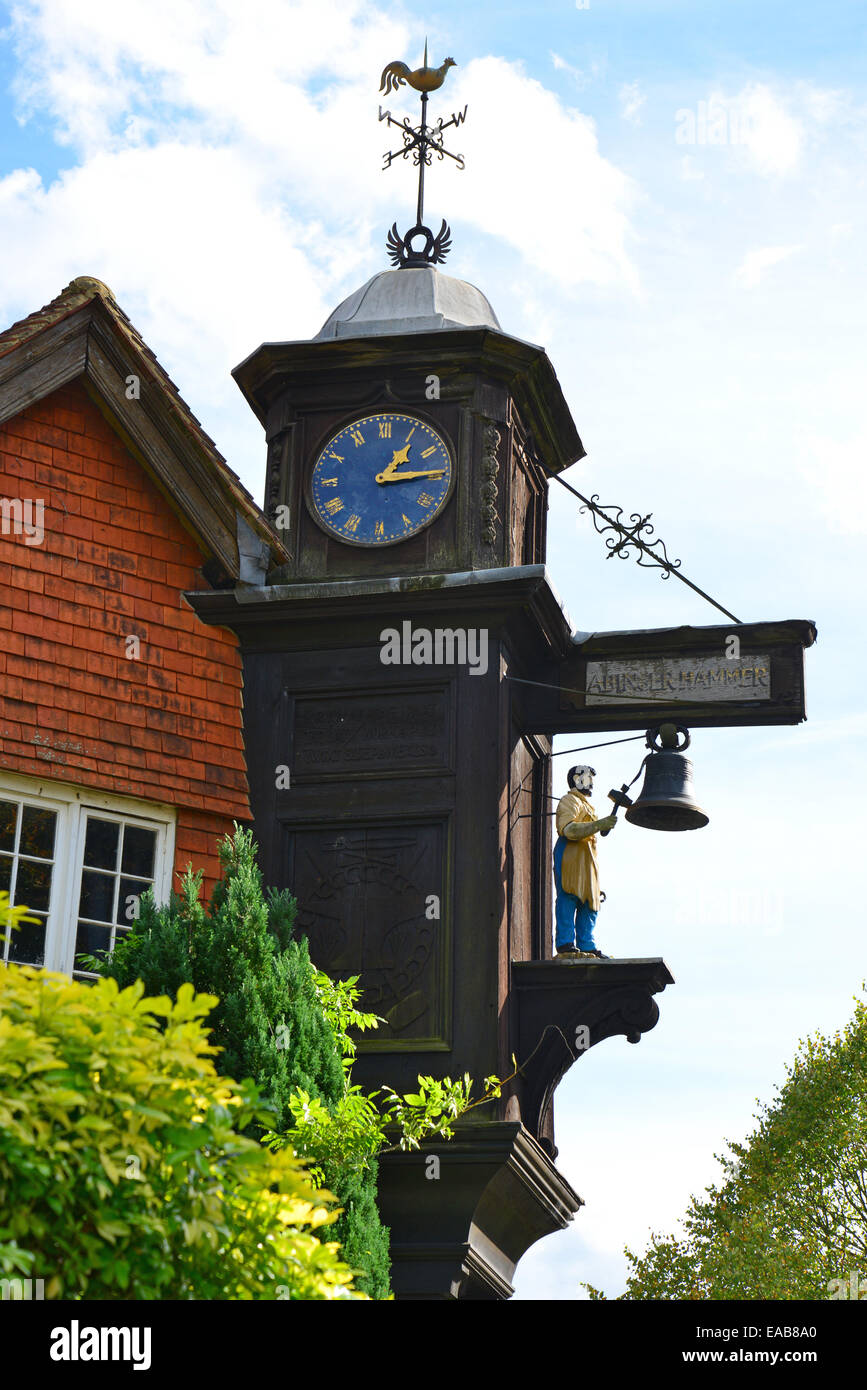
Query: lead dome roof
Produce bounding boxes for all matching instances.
[315,266,501,340]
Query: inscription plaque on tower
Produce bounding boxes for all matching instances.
[293,687,452,778]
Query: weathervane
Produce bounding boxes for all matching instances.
[378,40,467,268]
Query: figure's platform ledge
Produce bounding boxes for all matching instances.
[513,957,674,985]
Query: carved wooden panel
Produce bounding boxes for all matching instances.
[286,818,451,1049]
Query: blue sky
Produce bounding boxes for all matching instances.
[1,0,864,1300]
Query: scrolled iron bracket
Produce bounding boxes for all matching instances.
[552,474,742,624]
[579,494,684,582]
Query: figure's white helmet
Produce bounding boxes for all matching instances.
[567,765,595,793]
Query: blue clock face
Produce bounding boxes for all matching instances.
[309,412,453,546]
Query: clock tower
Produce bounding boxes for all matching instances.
[190,260,671,1298]
[188,52,674,1298]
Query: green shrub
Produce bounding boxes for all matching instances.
[0,958,363,1300]
[100,827,391,1299]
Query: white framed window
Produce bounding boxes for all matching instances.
[0,773,175,980]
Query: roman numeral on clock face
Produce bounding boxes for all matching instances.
[417,491,435,508]
[421,445,437,459]
[324,497,344,515]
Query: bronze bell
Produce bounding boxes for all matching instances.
[625,724,709,832]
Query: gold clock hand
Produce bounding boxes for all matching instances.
[375,443,413,484]
[375,467,445,484]
[378,444,411,477]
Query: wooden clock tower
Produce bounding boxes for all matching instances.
[186,50,688,1299]
[189,50,813,1298]
[189,258,676,1297]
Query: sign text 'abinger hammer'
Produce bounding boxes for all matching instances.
[585,655,771,705]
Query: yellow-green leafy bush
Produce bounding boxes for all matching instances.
[0,952,363,1300]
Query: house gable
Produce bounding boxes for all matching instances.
[1,379,250,857]
[0,278,280,901]
[0,277,288,583]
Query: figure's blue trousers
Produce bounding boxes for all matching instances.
[553,837,598,950]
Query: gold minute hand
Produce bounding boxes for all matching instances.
[376,467,445,484]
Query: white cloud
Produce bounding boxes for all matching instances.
[1,4,640,340]
[0,141,339,393]
[550,51,585,86]
[550,51,604,88]
[7,0,410,209]
[0,1,642,497]
[619,80,645,126]
[734,83,804,175]
[800,84,848,125]
[444,58,640,290]
[732,243,803,288]
[675,83,804,176]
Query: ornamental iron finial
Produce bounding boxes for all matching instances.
[378,39,467,268]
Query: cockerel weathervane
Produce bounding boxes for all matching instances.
[379,40,467,268]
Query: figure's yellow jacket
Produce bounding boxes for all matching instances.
[555,789,600,909]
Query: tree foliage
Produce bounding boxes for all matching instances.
[586,988,867,1300]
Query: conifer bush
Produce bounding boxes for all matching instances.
[99,828,392,1299]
